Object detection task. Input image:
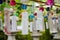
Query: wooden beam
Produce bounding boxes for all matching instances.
[4,0,60,7]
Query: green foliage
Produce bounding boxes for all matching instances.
[0,30,7,40]
[40,17,53,40]
[16,32,33,40]
[40,29,53,40]
[0,30,33,40]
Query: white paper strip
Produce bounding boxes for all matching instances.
[37,10,43,19]
[32,18,37,33]
[48,17,57,33]
[30,22,33,32]
[22,12,28,35]
[11,16,17,32]
[58,16,60,29]
[36,20,41,30]
[36,19,44,31]
[36,10,44,31]
[4,8,11,34]
[52,20,55,24]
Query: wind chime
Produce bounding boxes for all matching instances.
[4,0,17,40]
[10,0,18,32]
[10,0,16,6]
[29,5,35,32]
[45,0,58,33]
[36,6,44,31]
[4,0,11,35]
[21,4,29,35]
[4,0,16,35]
[46,0,54,8]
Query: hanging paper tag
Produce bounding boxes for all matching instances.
[32,18,36,33]
[36,19,44,31]
[22,12,28,35]
[48,17,57,33]
[4,8,11,35]
[30,22,33,32]
[37,10,43,19]
[52,20,55,24]
[11,16,17,32]
[36,9,44,31]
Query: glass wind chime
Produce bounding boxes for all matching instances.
[37,7,44,31]
[4,0,16,35]
[29,3,35,32]
[29,2,45,32]
[10,0,17,32]
[45,0,58,33]
[21,4,29,35]
[46,0,54,7]
[10,0,16,6]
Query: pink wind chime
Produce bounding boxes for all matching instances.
[10,0,16,6]
[46,0,54,8]
[4,0,16,35]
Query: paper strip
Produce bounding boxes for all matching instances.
[22,12,28,35]
[11,16,17,32]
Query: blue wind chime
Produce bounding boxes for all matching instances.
[0,0,3,11]
[0,0,3,4]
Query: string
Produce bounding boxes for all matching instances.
[5,0,8,7]
[31,2,34,14]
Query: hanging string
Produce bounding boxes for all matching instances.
[6,0,8,6]
[31,2,35,14]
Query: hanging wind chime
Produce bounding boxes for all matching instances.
[44,0,54,30]
[10,0,16,6]
[46,0,54,8]
[10,0,16,14]
[4,0,11,35]
[0,0,3,4]
[10,0,18,33]
[21,4,29,35]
